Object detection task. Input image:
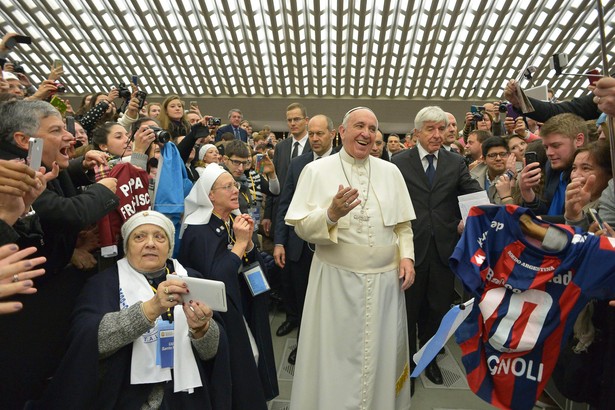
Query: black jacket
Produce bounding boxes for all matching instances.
[0,140,119,409]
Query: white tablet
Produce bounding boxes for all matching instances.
[167,274,228,312]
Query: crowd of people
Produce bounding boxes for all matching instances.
[2,28,615,409]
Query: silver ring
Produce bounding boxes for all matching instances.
[167,295,174,302]
[344,202,349,208]
[164,286,169,294]
[12,274,19,283]
[198,315,207,321]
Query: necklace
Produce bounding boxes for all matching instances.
[339,154,371,232]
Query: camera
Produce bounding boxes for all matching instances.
[12,61,25,74]
[116,84,132,99]
[55,82,66,93]
[471,105,484,122]
[498,103,507,113]
[135,90,147,110]
[207,117,221,127]
[149,126,171,144]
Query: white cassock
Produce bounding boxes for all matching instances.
[286,148,416,410]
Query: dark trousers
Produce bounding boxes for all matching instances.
[281,242,313,328]
[405,237,456,359]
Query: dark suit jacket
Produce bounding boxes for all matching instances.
[215,124,248,143]
[517,94,600,123]
[392,147,482,266]
[264,137,311,228]
[274,151,313,261]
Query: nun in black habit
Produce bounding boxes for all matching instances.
[179,164,278,410]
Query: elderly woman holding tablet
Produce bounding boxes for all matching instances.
[34,210,231,410]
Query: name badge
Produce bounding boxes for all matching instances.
[156,320,174,368]
[241,262,270,296]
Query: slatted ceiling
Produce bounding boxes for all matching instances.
[1,1,614,101]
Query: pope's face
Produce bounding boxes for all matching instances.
[340,109,378,160]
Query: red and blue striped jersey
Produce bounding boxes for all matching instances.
[451,205,615,410]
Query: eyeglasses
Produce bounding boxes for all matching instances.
[287,117,305,123]
[227,158,251,167]
[486,152,510,159]
[212,181,241,191]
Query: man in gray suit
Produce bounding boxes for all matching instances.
[392,106,482,388]
[263,102,311,337]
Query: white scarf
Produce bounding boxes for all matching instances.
[117,258,202,393]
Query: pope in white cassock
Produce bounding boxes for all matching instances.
[285,107,416,410]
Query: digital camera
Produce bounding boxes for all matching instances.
[208,117,221,127]
[149,126,171,144]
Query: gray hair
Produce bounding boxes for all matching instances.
[227,108,242,119]
[0,100,61,145]
[414,106,449,130]
[341,107,378,129]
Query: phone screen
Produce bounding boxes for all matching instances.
[50,96,67,114]
[131,75,138,86]
[255,154,264,173]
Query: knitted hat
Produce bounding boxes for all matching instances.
[198,144,217,161]
[121,210,176,257]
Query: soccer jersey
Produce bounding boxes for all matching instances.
[451,205,615,410]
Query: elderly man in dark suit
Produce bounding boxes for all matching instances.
[263,102,312,337]
[273,114,335,364]
[215,108,248,142]
[392,106,482,388]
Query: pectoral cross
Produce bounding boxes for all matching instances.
[353,209,370,232]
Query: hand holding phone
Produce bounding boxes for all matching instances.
[524,151,539,166]
[589,208,607,234]
[27,138,43,170]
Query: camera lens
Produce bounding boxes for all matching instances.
[149,126,171,144]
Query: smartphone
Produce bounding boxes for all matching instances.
[587,69,601,86]
[4,35,31,49]
[50,95,67,114]
[190,100,198,109]
[53,59,62,69]
[524,151,538,166]
[131,75,138,86]
[589,208,607,234]
[506,103,519,121]
[27,138,43,170]
[255,153,264,173]
[66,115,75,137]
